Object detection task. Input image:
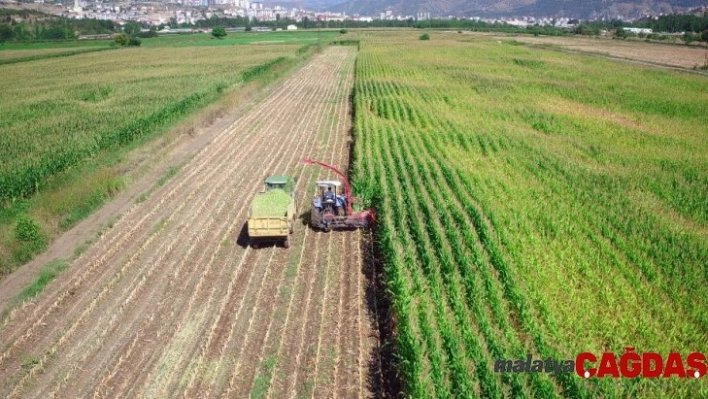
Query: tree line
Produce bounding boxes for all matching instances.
[635,12,708,33]
[0,9,115,42]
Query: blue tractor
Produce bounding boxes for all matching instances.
[303,159,375,232]
[313,180,347,216]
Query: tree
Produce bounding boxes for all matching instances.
[13,24,26,40]
[702,30,708,42]
[683,31,695,44]
[123,20,141,37]
[128,36,141,46]
[138,25,158,38]
[211,26,226,39]
[0,23,13,43]
[114,33,128,46]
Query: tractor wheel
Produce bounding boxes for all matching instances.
[310,208,321,230]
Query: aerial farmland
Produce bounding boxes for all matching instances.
[0,28,706,398]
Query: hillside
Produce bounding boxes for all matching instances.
[327,0,707,19]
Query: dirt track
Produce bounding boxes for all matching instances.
[0,46,379,398]
[504,35,708,69]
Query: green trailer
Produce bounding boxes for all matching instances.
[247,176,297,248]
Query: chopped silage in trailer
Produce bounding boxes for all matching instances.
[251,189,292,217]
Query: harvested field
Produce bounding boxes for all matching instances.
[497,35,708,69]
[0,46,377,398]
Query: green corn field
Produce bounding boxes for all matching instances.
[0,41,314,276]
[350,31,707,398]
[0,28,705,398]
[0,44,301,203]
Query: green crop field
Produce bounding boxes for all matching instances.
[0,44,300,202]
[141,30,340,47]
[0,30,339,51]
[0,39,109,51]
[0,47,100,60]
[0,27,706,397]
[0,39,317,275]
[350,31,707,397]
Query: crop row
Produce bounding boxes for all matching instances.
[351,34,707,398]
[0,45,302,202]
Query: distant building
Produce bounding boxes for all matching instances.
[506,19,528,27]
[623,27,652,34]
[416,12,430,20]
[286,24,297,30]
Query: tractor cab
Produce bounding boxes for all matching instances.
[313,180,346,216]
[318,180,341,201]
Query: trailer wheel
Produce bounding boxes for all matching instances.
[251,240,259,249]
[283,236,290,248]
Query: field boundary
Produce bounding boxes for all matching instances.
[347,57,402,396]
[362,229,402,398]
[518,41,708,76]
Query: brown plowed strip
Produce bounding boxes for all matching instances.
[0,46,377,399]
[262,49,358,399]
